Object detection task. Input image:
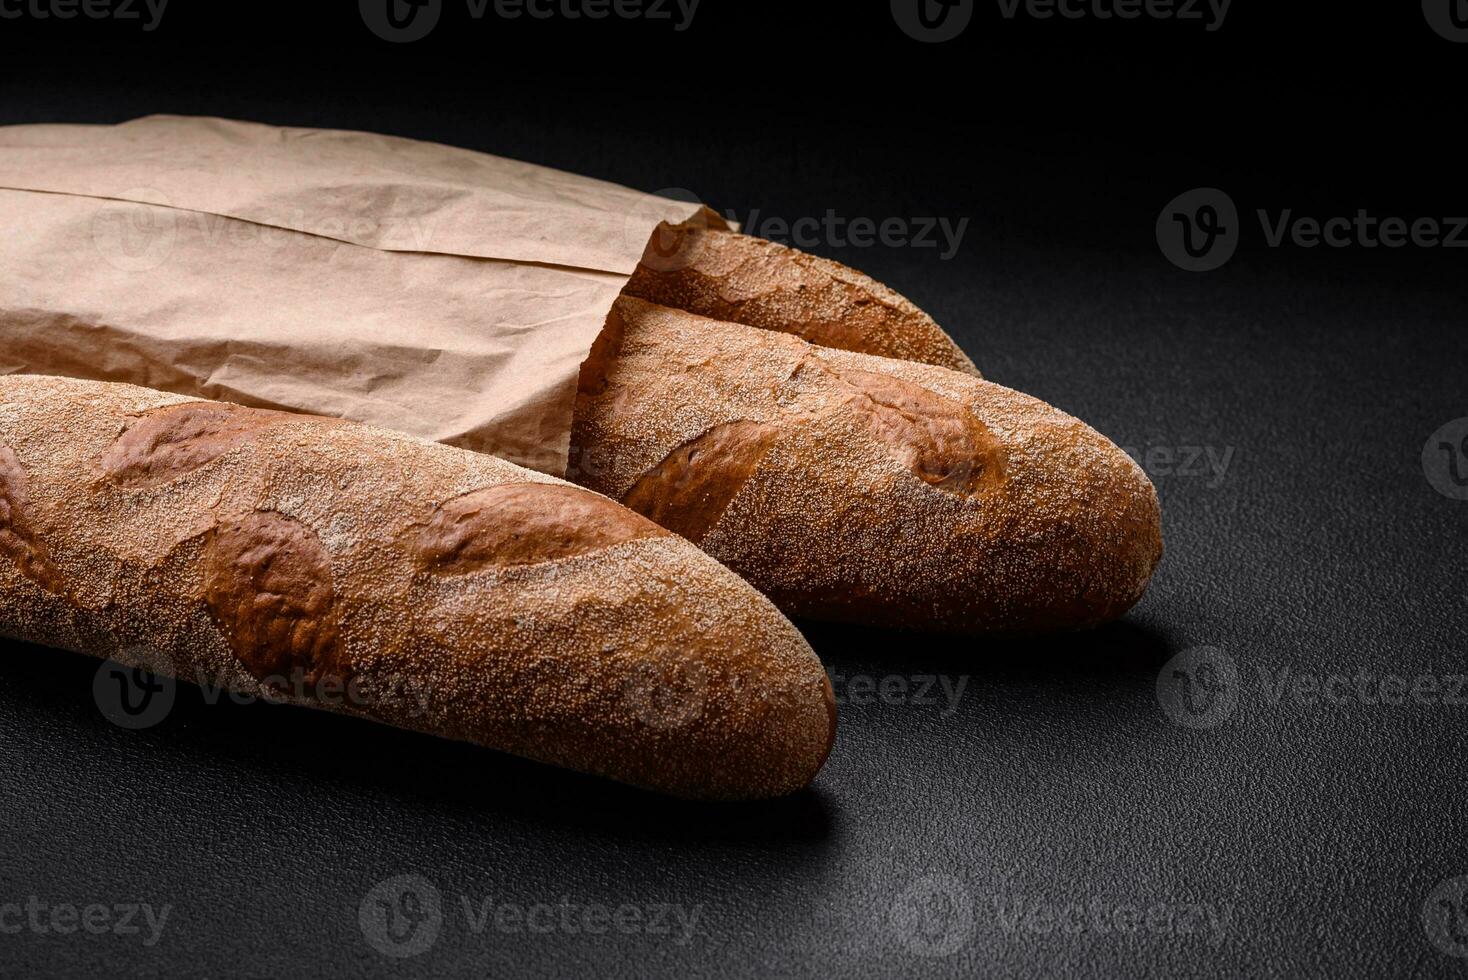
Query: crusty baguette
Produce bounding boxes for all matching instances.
[572,298,1162,634]
[623,223,980,376]
[0,375,835,800]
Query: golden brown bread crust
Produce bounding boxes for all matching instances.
[405,483,661,573]
[623,224,981,377]
[621,421,782,542]
[572,298,1163,634]
[204,509,347,687]
[0,375,835,800]
[0,444,66,594]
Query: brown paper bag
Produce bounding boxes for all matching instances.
[0,115,725,474]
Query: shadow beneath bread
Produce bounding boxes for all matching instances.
[0,615,1175,844]
[792,617,1190,805]
[259,707,838,846]
[0,638,834,847]
[797,615,1181,684]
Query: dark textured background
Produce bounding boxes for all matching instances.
[2,2,1466,977]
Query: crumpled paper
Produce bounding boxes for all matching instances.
[0,115,725,474]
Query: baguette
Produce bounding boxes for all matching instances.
[0,374,835,800]
[572,298,1162,634]
[624,223,980,376]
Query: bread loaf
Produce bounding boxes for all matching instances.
[0,375,836,800]
[624,223,980,376]
[572,298,1162,634]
